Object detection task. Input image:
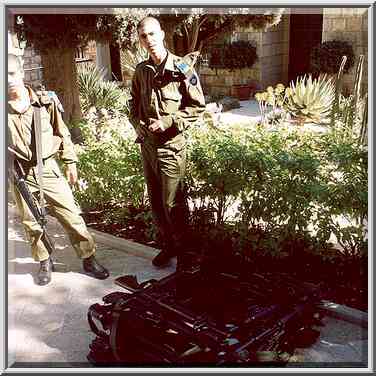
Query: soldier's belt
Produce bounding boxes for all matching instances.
[17,155,55,174]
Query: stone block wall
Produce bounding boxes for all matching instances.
[198,14,290,98]
[322,8,368,94]
[259,14,290,88]
[22,47,43,89]
[22,41,97,89]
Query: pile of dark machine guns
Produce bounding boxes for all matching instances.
[87,253,324,366]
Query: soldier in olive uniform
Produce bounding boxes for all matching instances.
[8,53,109,285]
[129,17,205,267]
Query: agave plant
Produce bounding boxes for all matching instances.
[284,74,335,124]
[77,65,126,113]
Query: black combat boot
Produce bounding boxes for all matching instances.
[37,258,53,286]
[83,255,109,280]
[152,249,176,267]
[176,251,201,272]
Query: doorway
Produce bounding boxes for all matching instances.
[288,11,323,83]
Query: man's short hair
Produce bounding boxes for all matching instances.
[137,16,161,31]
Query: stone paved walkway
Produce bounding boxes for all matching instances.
[8,203,174,367]
[7,200,368,370]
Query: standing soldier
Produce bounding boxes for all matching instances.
[129,16,205,268]
[8,53,109,285]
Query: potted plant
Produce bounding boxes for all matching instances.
[310,40,355,75]
[209,40,258,100]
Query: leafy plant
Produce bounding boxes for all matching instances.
[185,123,367,260]
[255,84,289,126]
[74,114,367,262]
[284,75,335,124]
[208,40,258,71]
[74,117,145,209]
[310,40,355,75]
[329,55,368,145]
[77,65,128,114]
[315,132,368,258]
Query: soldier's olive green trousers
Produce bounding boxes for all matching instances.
[141,140,189,252]
[11,158,95,262]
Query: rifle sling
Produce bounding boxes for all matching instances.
[33,106,46,216]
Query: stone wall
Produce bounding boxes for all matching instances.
[322,8,368,93]
[22,47,43,89]
[198,14,290,98]
[259,14,290,88]
[22,41,97,89]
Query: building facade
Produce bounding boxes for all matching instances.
[13,8,369,98]
[199,8,368,98]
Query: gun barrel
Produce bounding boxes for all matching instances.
[10,161,55,255]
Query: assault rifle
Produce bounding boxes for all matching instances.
[87,264,323,365]
[10,159,55,256]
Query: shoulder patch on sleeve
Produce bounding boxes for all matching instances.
[175,51,201,79]
[183,51,200,67]
[189,74,198,86]
[175,61,190,77]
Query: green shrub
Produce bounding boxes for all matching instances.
[185,124,367,259]
[74,118,144,209]
[74,115,367,260]
[208,40,258,71]
[77,65,129,114]
[315,132,368,257]
[187,129,251,225]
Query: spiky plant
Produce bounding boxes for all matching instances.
[330,55,347,128]
[345,55,364,133]
[77,65,125,113]
[77,65,103,112]
[284,74,335,124]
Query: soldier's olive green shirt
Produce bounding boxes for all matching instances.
[8,86,77,165]
[129,51,205,146]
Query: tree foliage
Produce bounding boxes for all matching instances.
[158,8,284,53]
[13,9,284,122]
[14,12,141,122]
[115,8,284,53]
[15,14,125,52]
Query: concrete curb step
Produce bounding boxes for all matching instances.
[319,300,368,329]
[91,227,368,329]
[91,228,159,260]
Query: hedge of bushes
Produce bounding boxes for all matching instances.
[74,118,367,259]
